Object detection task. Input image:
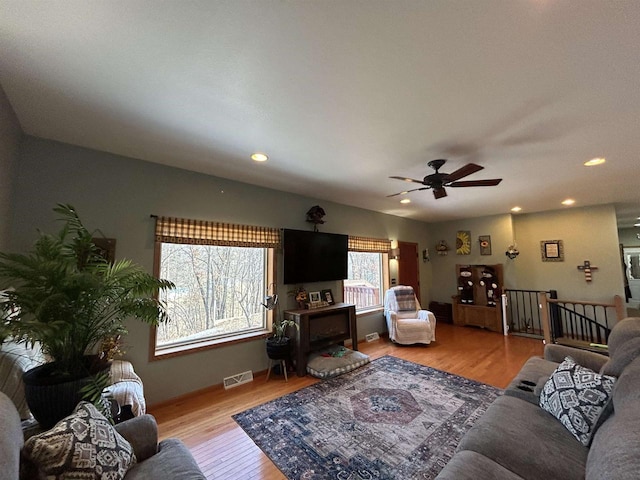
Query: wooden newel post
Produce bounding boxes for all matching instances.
[614,295,625,322]
[539,292,552,345]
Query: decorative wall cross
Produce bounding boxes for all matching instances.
[577,260,598,282]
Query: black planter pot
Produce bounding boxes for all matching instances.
[266,337,291,360]
[23,357,110,429]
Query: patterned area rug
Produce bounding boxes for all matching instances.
[233,355,501,480]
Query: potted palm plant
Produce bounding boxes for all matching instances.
[0,204,174,428]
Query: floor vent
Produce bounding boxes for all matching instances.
[365,332,380,342]
[223,370,254,389]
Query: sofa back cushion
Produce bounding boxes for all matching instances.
[600,318,640,375]
[587,356,640,480]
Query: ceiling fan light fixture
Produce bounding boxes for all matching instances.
[400,198,411,204]
[388,159,501,200]
[251,152,268,162]
[584,157,606,166]
[562,198,576,206]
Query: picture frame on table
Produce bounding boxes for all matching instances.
[321,289,334,305]
[309,291,321,303]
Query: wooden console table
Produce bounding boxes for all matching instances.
[283,303,357,376]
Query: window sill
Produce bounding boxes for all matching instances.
[151,329,271,361]
[356,306,384,316]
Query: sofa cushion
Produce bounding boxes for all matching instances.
[457,395,588,480]
[603,317,640,359]
[539,357,616,446]
[543,343,608,372]
[435,450,525,480]
[114,414,159,462]
[22,401,136,479]
[123,438,205,479]
[586,356,640,480]
[586,408,640,480]
[600,336,640,377]
[610,355,640,412]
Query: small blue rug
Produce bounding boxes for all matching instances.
[233,355,501,480]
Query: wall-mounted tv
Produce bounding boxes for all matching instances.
[282,229,348,284]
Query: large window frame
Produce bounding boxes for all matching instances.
[150,216,278,361]
[344,236,391,313]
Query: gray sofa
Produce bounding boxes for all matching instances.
[436,317,640,480]
[0,391,205,480]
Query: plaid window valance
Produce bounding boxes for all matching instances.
[348,235,392,253]
[155,216,281,248]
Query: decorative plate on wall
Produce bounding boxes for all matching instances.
[456,231,471,255]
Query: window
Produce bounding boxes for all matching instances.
[157,244,268,347]
[152,216,278,358]
[343,236,391,312]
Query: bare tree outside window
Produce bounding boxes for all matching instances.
[344,251,383,310]
[156,243,267,346]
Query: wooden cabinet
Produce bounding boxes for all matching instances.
[284,303,357,377]
[452,263,503,333]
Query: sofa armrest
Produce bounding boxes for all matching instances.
[544,344,608,372]
[114,414,159,462]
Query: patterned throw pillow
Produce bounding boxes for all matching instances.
[539,357,616,446]
[23,401,136,479]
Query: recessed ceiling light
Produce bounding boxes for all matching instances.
[584,157,606,166]
[562,199,576,206]
[400,198,411,204]
[251,152,268,162]
[635,223,640,227]
[511,206,522,212]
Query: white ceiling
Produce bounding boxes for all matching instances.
[1,1,639,227]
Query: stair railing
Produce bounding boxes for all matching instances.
[503,289,557,338]
[539,293,625,346]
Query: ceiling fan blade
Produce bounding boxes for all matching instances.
[387,187,429,198]
[433,187,447,199]
[445,163,484,182]
[389,175,425,184]
[449,179,502,187]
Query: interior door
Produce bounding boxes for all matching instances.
[623,247,640,306]
[398,241,421,302]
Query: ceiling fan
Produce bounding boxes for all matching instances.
[388,159,502,200]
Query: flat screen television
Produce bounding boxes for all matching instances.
[282,229,348,284]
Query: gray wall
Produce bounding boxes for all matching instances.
[427,214,515,303]
[427,207,625,305]
[619,227,640,247]
[10,136,431,404]
[7,134,627,405]
[0,85,22,250]
[512,205,624,303]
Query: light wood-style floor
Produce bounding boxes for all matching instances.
[149,323,544,479]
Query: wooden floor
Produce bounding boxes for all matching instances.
[149,323,544,479]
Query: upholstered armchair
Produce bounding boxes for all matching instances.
[383,286,436,345]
